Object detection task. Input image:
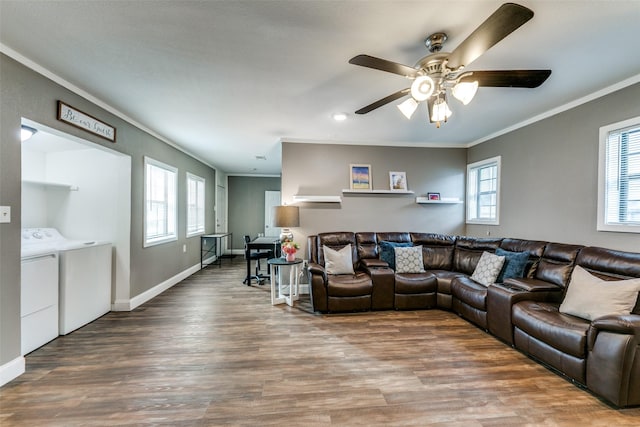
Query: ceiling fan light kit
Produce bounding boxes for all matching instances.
[397,98,419,120]
[349,2,551,128]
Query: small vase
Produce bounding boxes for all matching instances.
[286,252,296,262]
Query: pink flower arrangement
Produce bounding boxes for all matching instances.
[281,240,299,255]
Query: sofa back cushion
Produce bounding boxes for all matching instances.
[355,232,378,260]
[576,246,640,314]
[453,236,503,275]
[499,238,547,277]
[317,232,358,268]
[410,233,456,270]
[535,242,583,288]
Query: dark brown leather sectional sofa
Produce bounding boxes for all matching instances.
[307,231,640,408]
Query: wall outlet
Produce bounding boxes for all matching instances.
[182,244,187,253]
[0,206,10,223]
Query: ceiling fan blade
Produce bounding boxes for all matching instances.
[447,3,534,70]
[349,54,418,79]
[460,70,551,88]
[355,88,411,114]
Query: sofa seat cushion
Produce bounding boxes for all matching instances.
[395,272,437,294]
[327,273,373,297]
[428,270,466,295]
[512,301,590,359]
[451,276,488,310]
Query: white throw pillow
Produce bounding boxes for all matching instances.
[559,265,640,321]
[395,246,426,273]
[471,251,506,286]
[323,244,355,275]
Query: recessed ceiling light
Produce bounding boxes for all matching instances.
[332,113,347,121]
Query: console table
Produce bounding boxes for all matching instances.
[200,233,233,269]
[268,257,303,306]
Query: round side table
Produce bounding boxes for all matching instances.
[268,258,303,306]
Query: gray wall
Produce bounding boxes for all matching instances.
[467,82,640,252]
[0,54,218,367]
[281,142,467,255]
[227,176,281,250]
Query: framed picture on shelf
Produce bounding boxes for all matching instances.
[350,164,372,190]
[427,192,441,201]
[389,171,407,191]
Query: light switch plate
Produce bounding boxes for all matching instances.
[0,206,10,223]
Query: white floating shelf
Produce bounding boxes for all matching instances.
[22,179,79,191]
[342,189,414,195]
[293,195,342,203]
[416,197,462,204]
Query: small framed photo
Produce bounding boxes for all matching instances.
[350,164,372,190]
[389,171,407,191]
[427,192,441,201]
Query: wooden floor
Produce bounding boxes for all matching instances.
[2,258,639,426]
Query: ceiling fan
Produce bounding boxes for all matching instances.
[349,2,551,127]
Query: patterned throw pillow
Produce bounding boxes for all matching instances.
[471,251,506,286]
[379,240,412,270]
[323,244,355,275]
[394,246,426,274]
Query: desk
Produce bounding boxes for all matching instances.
[200,233,232,269]
[268,257,303,306]
[244,237,280,285]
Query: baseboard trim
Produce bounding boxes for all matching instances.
[0,356,25,387]
[112,262,201,311]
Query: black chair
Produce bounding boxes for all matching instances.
[243,235,274,285]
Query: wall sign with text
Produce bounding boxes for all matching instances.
[57,101,116,142]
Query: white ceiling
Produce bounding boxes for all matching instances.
[2,1,640,175]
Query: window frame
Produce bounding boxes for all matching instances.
[597,116,640,233]
[466,156,501,225]
[186,172,206,238]
[144,156,178,247]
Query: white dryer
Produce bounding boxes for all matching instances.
[57,238,112,335]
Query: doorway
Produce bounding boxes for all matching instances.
[21,118,132,310]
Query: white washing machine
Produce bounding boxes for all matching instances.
[22,228,112,336]
[21,230,60,355]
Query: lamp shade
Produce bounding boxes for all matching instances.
[273,205,299,228]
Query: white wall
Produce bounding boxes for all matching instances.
[466,82,640,252]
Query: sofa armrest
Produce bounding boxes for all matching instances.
[361,258,389,269]
[586,314,640,407]
[307,262,328,312]
[504,277,563,292]
[587,314,640,350]
[308,262,327,280]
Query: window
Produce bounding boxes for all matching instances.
[466,156,501,225]
[186,173,205,237]
[144,157,177,247]
[598,117,640,233]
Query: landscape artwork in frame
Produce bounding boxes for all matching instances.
[427,192,441,201]
[389,171,407,191]
[350,164,372,190]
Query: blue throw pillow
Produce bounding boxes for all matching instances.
[379,241,412,270]
[495,248,530,283]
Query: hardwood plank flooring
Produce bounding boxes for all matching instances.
[2,258,639,426]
